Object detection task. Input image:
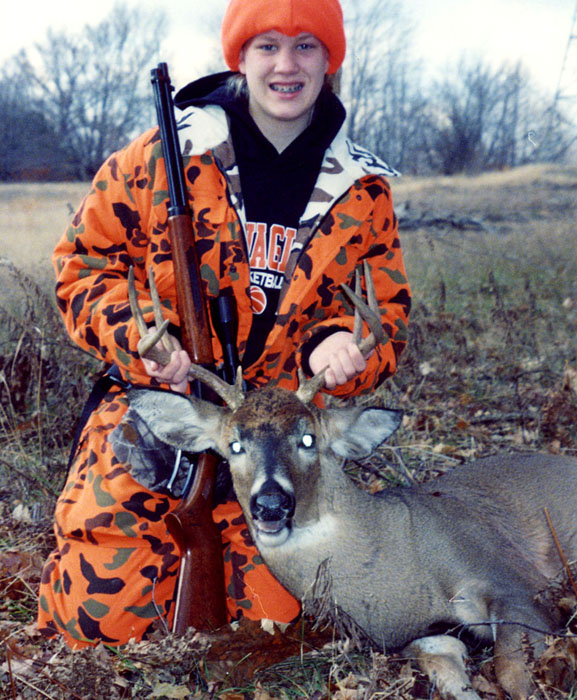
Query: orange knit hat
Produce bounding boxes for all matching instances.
[221,0,346,75]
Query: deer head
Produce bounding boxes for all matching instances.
[127,382,401,547]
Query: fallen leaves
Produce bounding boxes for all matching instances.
[147,682,193,698]
[534,637,577,695]
[192,617,336,688]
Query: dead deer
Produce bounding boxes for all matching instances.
[125,263,577,700]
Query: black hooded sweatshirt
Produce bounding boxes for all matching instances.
[175,72,345,368]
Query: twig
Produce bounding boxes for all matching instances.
[469,411,534,425]
[5,673,56,699]
[6,645,17,699]
[399,213,495,233]
[36,326,45,464]
[386,448,417,484]
[151,576,170,635]
[448,619,577,639]
[544,506,577,599]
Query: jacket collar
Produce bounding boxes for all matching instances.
[299,126,400,233]
[177,102,399,218]
[177,103,400,290]
[177,104,230,157]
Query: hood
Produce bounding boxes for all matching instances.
[174,72,238,111]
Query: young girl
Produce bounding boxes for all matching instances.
[38,0,411,647]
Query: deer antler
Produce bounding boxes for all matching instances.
[296,260,385,404]
[128,266,245,411]
[129,261,384,409]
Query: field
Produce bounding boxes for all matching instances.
[0,164,576,698]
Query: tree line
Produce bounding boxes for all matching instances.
[0,0,574,181]
[0,4,166,180]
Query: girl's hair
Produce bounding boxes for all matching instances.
[225,73,249,100]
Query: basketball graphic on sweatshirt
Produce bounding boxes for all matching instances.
[247,222,297,315]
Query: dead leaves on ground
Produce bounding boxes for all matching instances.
[389,357,577,477]
[2,613,577,699]
[0,618,347,699]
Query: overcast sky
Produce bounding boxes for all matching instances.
[1,0,576,98]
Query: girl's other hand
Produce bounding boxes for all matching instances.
[308,331,370,390]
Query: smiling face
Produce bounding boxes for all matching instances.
[238,30,330,149]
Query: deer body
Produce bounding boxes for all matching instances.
[222,390,575,650]
[128,385,577,699]
[255,454,573,650]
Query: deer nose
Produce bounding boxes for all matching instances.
[250,479,295,522]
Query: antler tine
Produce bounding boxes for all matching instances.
[352,268,363,345]
[340,260,385,356]
[128,266,171,365]
[363,260,379,319]
[188,364,246,411]
[296,367,328,404]
[128,266,148,338]
[128,266,246,411]
[149,267,175,352]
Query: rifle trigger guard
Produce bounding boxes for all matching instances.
[166,449,183,494]
[179,456,197,501]
[166,449,197,501]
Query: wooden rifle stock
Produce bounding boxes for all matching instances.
[151,63,227,633]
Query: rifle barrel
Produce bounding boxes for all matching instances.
[151,63,212,365]
[151,63,189,216]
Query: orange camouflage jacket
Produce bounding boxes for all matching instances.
[53,103,411,397]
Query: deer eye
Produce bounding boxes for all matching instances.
[230,441,244,455]
[300,433,315,449]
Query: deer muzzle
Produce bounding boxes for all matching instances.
[249,479,295,545]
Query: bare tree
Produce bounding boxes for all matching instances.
[422,57,577,173]
[427,59,498,174]
[423,59,523,173]
[525,93,577,164]
[0,67,65,180]
[339,0,427,172]
[13,3,167,179]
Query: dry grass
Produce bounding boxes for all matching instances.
[0,183,86,281]
[0,164,576,698]
[0,182,99,515]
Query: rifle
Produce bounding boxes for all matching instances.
[150,62,228,634]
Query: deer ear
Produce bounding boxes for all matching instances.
[327,407,403,459]
[127,389,228,456]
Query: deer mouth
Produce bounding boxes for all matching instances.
[253,517,292,546]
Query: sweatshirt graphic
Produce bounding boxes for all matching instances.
[247,222,297,313]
